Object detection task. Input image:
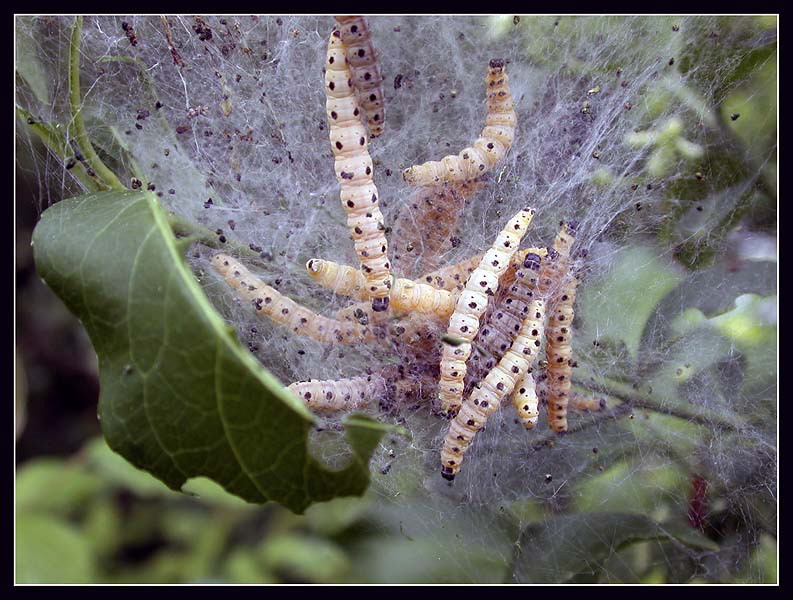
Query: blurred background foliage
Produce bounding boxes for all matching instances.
[16,14,776,583]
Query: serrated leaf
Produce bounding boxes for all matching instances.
[32,190,397,513]
[513,512,718,583]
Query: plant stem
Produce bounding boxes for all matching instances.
[68,16,125,191]
[572,376,745,431]
[166,211,272,266]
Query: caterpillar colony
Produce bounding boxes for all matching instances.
[207,19,589,480]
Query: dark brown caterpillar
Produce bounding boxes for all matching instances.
[539,221,579,433]
[391,180,484,278]
[325,28,391,312]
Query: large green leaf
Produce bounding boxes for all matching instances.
[512,512,718,583]
[32,190,399,513]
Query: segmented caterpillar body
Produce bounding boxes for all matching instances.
[403,59,516,186]
[438,207,536,414]
[391,180,484,277]
[539,222,579,433]
[466,252,543,391]
[306,258,455,318]
[325,28,391,312]
[335,16,385,138]
[441,294,546,480]
[210,253,372,344]
[420,247,548,293]
[288,373,387,413]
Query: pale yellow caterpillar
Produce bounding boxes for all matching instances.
[539,221,579,433]
[288,373,387,413]
[325,28,391,312]
[403,59,516,186]
[335,16,386,138]
[441,295,546,480]
[420,247,549,293]
[438,207,536,415]
[306,258,455,319]
[210,253,372,345]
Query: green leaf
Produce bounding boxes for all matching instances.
[16,513,95,583]
[16,458,104,515]
[577,245,683,361]
[513,512,718,583]
[259,534,350,583]
[32,190,397,513]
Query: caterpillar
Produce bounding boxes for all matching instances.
[419,246,549,293]
[402,59,516,186]
[306,258,455,318]
[325,28,391,312]
[569,391,606,412]
[539,221,580,433]
[334,16,386,138]
[441,294,546,480]
[210,253,372,345]
[465,251,544,394]
[288,373,387,413]
[438,207,536,415]
[391,180,484,278]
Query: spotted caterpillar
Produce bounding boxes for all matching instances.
[465,251,544,391]
[391,180,484,278]
[438,207,536,415]
[210,253,372,345]
[334,16,385,138]
[288,373,387,413]
[325,28,391,312]
[402,59,516,186]
[441,293,546,480]
[539,221,579,433]
[306,258,455,318]
[420,247,549,293]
